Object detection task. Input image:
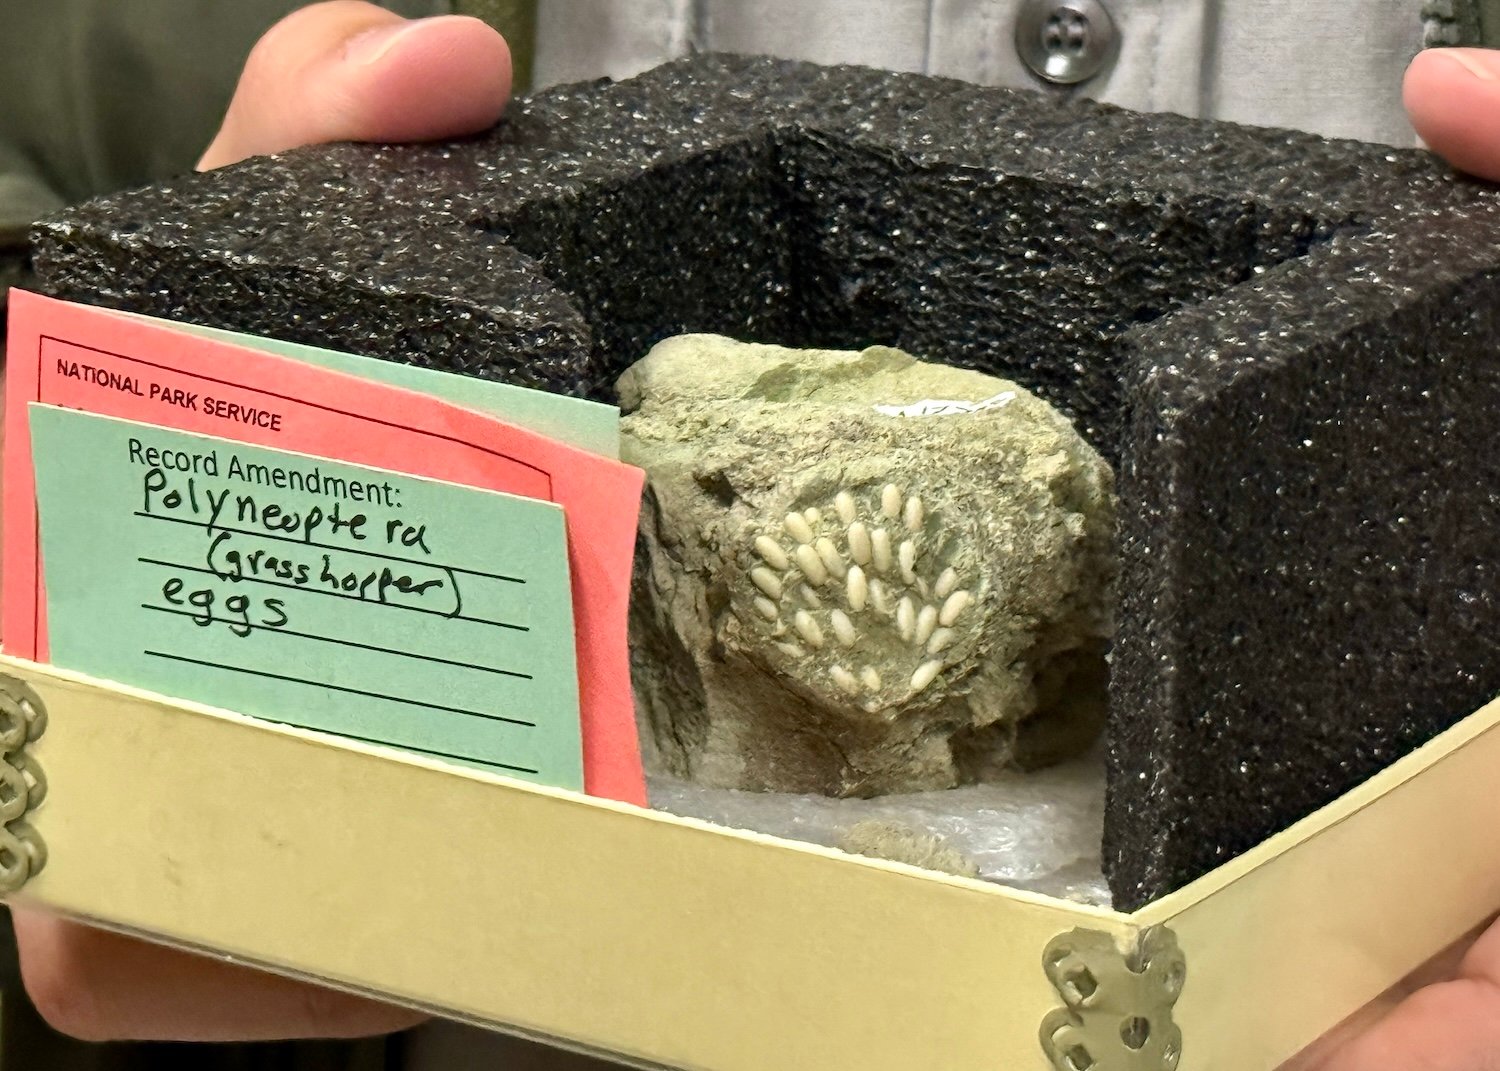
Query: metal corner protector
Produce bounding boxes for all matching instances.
[1041,924,1186,1071]
[0,674,48,894]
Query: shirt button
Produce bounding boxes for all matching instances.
[1015,0,1118,85]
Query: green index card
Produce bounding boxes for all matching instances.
[30,405,584,790]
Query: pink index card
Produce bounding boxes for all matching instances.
[3,290,647,806]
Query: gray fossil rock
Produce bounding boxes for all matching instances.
[620,336,1115,796]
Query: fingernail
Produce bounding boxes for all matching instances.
[1440,48,1500,82]
[343,19,423,66]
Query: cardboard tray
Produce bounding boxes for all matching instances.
[2,655,1495,1071]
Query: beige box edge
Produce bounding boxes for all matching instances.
[1,655,1495,1071]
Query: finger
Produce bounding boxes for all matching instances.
[1404,48,1500,182]
[1305,978,1500,1071]
[199,0,510,171]
[1307,921,1500,1071]
[1280,927,1482,1071]
[14,909,426,1042]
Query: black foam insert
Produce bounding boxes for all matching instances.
[32,54,1500,909]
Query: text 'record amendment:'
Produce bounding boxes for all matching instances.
[1,290,647,804]
[32,408,585,787]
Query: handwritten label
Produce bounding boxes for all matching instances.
[32,406,584,788]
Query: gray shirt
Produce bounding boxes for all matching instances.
[535,0,1431,145]
[0,0,1460,251]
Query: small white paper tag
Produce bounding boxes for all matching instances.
[873,391,1017,418]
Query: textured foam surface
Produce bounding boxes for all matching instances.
[32,55,1500,909]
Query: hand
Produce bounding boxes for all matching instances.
[199,0,511,170]
[14,909,430,1042]
[1279,922,1500,1070]
[1283,50,1500,1068]
[1406,47,1500,181]
[16,0,510,1041]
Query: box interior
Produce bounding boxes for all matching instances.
[487,127,1337,457]
[480,126,1343,907]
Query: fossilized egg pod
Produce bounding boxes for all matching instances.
[910,660,943,693]
[793,610,825,648]
[750,567,783,600]
[815,537,847,580]
[830,665,860,696]
[914,605,939,646]
[939,590,974,627]
[795,544,830,587]
[896,596,916,641]
[871,529,894,575]
[755,536,789,572]
[898,540,917,584]
[880,484,902,519]
[847,522,873,565]
[846,565,869,612]
[903,495,924,533]
[927,627,957,654]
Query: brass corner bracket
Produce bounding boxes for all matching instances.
[1041,925,1186,1071]
[0,675,47,894]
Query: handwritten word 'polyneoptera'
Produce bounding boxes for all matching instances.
[141,469,430,555]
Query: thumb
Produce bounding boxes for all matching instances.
[1295,921,1500,1071]
[1404,47,1500,182]
[199,0,510,171]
